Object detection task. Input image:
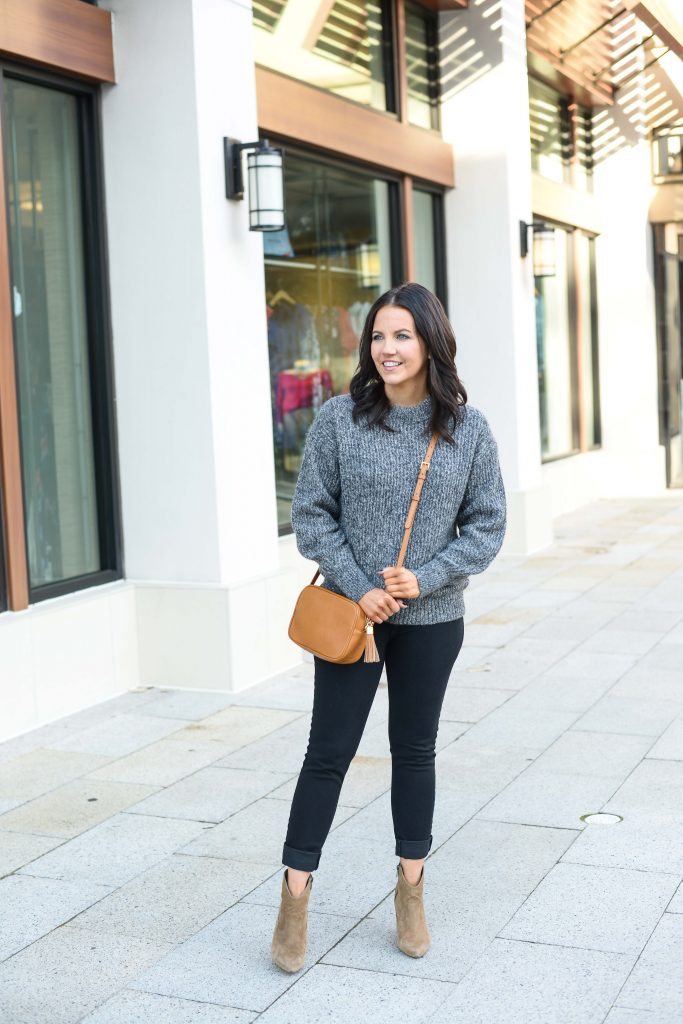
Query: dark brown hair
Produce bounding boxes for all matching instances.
[349,283,467,442]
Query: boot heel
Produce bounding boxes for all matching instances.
[394,863,430,957]
[271,869,313,973]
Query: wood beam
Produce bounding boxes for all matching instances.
[0,0,115,83]
[256,66,455,187]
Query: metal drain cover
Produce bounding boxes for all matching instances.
[580,812,623,825]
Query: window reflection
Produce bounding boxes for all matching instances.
[265,152,395,532]
[4,78,101,586]
[253,0,392,113]
[405,2,439,129]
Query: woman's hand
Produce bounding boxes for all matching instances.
[379,566,421,599]
[359,588,407,624]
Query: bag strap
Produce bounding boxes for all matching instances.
[309,430,439,586]
[395,430,439,569]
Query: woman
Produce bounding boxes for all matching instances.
[271,283,506,973]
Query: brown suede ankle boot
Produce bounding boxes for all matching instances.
[394,862,430,957]
[271,869,313,973]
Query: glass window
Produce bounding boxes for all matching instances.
[4,78,102,588]
[576,232,600,448]
[405,1,439,130]
[253,0,394,113]
[412,187,438,294]
[529,78,571,184]
[264,151,397,533]
[535,226,577,459]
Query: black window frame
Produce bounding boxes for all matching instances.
[0,62,123,604]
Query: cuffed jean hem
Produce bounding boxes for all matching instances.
[282,843,321,872]
[395,835,433,859]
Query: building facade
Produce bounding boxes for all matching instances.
[0,0,682,739]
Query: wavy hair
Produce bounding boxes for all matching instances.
[349,283,467,443]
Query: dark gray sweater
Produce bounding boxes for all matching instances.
[291,394,507,625]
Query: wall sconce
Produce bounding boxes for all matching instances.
[224,137,285,232]
[520,220,556,277]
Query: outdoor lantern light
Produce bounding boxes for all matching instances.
[520,220,556,277]
[224,137,285,232]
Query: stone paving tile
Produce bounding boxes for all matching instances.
[476,768,622,830]
[525,730,653,779]
[603,1009,681,1024]
[607,608,683,634]
[85,735,245,788]
[256,964,454,1024]
[0,797,23,814]
[227,675,315,712]
[615,913,683,1017]
[453,705,580,758]
[571,696,681,737]
[177,707,304,749]
[177,796,353,868]
[509,672,616,714]
[668,879,683,913]
[0,873,112,961]
[80,990,256,1024]
[17,812,208,886]
[426,818,578,891]
[577,628,662,656]
[0,832,64,879]
[603,759,683,821]
[212,716,313,774]
[645,718,683,760]
[137,690,236,720]
[130,903,357,1013]
[609,665,683,704]
[70,853,273,945]
[438,685,512,723]
[126,766,293,823]
[561,814,683,874]
[499,861,678,954]
[0,779,158,839]
[0,691,162,766]
[47,714,194,757]
[0,923,174,1024]
[0,749,109,801]
[423,938,636,1024]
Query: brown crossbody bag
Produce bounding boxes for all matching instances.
[288,430,439,665]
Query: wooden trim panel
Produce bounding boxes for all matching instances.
[0,0,115,83]
[256,67,455,187]
[416,0,468,10]
[0,109,28,610]
[532,172,603,236]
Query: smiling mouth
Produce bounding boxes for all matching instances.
[382,361,402,368]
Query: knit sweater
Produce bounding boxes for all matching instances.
[290,394,507,625]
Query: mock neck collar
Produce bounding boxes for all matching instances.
[386,394,432,423]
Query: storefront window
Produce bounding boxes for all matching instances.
[4,78,101,587]
[265,151,397,532]
[535,226,577,459]
[253,0,394,113]
[405,1,439,129]
[529,78,571,184]
[412,187,438,294]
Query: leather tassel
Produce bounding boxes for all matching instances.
[364,621,380,663]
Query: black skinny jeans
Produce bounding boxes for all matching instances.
[282,617,465,872]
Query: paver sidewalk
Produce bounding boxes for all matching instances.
[1,496,682,1024]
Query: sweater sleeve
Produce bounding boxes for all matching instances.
[291,402,376,603]
[413,416,507,597]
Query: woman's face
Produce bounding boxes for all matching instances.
[370,305,429,390]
